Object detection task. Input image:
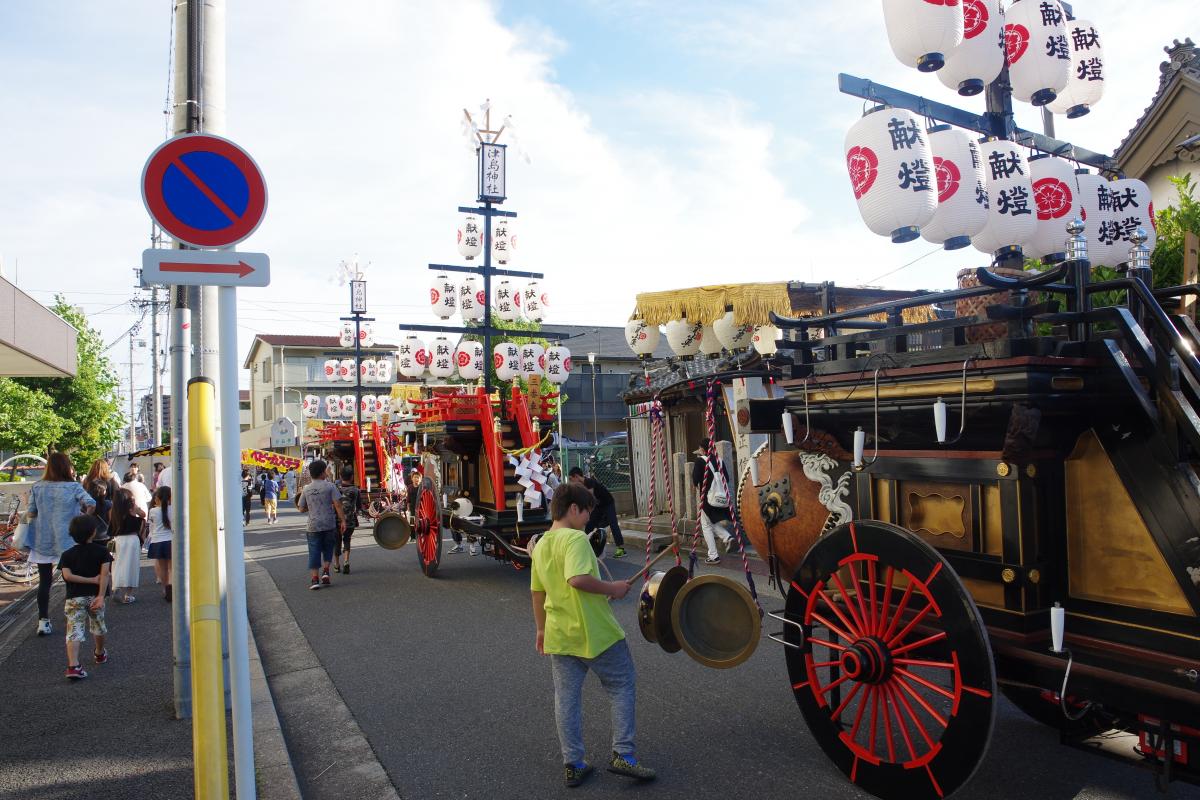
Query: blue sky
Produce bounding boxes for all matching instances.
[0,0,1190,404]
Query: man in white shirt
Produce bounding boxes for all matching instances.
[122,471,154,516]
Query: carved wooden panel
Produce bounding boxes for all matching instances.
[900,481,975,552]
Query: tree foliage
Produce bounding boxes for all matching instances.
[1150,173,1200,289]
[13,297,125,472]
[0,377,67,455]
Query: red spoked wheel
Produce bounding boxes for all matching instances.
[414,483,442,578]
[785,520,995,800]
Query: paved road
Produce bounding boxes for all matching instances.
[246,508,1196,800]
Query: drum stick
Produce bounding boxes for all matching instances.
[624,537,680,585]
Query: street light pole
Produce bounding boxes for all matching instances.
[587,351,597,445]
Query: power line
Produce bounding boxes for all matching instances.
[863,246,944,286]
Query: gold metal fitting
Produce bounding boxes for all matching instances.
[996,462,1011,477]
[1025,464,1037,478]
[1001,568,1016,583]
[1027,568,1041,585]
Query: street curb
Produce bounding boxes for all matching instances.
[246,554,401,800]
[250,621,304,800]
[0,581,61,670]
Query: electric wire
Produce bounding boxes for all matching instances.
[863,245,943,286]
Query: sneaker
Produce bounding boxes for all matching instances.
[722,538,736,553]
[612,547,627,559]
[564,762,594,788]
[65,665,88,680]
[342,563,350,574]
[705,554,721,564]
[321,572,331,586]
[36,619,52,636]
[469,544,479,556]
[94,649,109,664]
[607,752,655,781]
[448,544,464,554]
[309,577,320,591]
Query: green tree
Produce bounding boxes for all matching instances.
[460,316,552,394]
[1151,173,1200,289]
[14,297,125,472]
[0,378,67,455]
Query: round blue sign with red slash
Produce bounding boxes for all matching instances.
[141,133,267,249]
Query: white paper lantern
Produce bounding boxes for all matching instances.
[494,278,520,321]
[1074,170,1118,269]
[751,325,780,356]
[520,343,545,378]
[882,0,963,73]
[624,319,660,357]
[544,346,571,385]
[1106,178,1157,266]
[1025,154,1077,263]
[938,0,1004,95]
[844,107,938,243]
[398,335,426,378]
[338,322,354,348]
[1004,0,1070,107]
[302,394,319,418]
[1047,20,1104,118]
[523,280,545,322]
[361,323,375,348]
[664,319,703,358]
[323,359,339,382]
[494,343,521,382]
[456,340,485,381]
[921,126,989,250]
[324,394,340,418]
[377,396,391,416]
[698,324,722,356]
[457,214,483,260]
[360,395,376,420]
[341,394,356,419]
[714,310,755,351]
[431,272,457,319]
[338,358,355,382]
[459,275,485,322]
[428,335,457,379]
[492,218,515,265]
[376,357,394,384]
[972,140,1037,258]
[361,358,376,382]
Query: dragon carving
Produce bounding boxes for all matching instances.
[798,451,853,533]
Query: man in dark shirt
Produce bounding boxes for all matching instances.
[333,466,361,574]
[567,467,626,558]
[58,515,113,680]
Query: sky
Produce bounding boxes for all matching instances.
[0,0,1191,408]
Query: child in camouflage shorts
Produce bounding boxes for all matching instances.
[57,515,113,680]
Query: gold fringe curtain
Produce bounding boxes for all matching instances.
[633,282,792,326]
[632,282,937,326]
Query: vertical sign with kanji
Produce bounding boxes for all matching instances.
[478,142,507,203]
[350,279,367,314]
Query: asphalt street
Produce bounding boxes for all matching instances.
[246,507,1198,800]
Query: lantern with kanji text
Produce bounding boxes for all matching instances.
[625,319,660,359]
[302,395,319,418]
[1047,19,1104,118]
[457,214,483,260]
[494,342,521,381]
[1004,0,1070,107]
[544,346,571,385]
[323,359,339,382]
[921,126,988,250]
[456,340,485,381]
[971,140,1037,258]
[520,343,545,378]
[714,310,755,351]
[428,335,457,379]
[665,319,703,359]
[844,107,938,243]
[492,218,515,265]
[338,322,354,348]
[752,325,780,356]
[881,0,963,73]
[431,272,457,319]
[338,358,355,382]
[524,280,546,322]
[1025,154,1076,263]
[398,335,426,379]
[495,278,520,321]
[937,0,1004,96]
[1106,178,1156,266]
[375,357,394,384]
[459,275,485,322]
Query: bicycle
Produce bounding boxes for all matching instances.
[0,497,37,585]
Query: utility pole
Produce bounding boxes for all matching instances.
[128,333,138,450]
[151,286,163,445]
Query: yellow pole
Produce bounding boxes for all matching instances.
[188,377,230,799]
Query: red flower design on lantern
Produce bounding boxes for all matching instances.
[476,291,486,305]
[457,350,471,368]
[430,288,440,304]
[1004,24,1029,65]
[846,146,879,200]
[962,0,987,39]
[563,357,573,371]
[493,352,504,369]
[1033,177,1073,221]
[934,157,961,203]
[416,348,430,366]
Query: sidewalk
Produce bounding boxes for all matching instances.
[0,558,300,800]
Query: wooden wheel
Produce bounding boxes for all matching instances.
[414,482,442,578]
[785,520,996,800]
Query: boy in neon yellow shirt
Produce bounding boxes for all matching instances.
[531,483,656,788]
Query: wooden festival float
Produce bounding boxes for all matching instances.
[367,103,573,576]
[619,3,1200,799]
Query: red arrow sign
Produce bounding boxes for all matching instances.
[160,260,255,278]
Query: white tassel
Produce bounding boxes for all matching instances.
[750,458,761,485]
[1050,603,1065,653]
[782,412,795,444]
[853,427,866,468]
[934,397,948,444]
[515,493,524,522]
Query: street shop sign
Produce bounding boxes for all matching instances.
[240,449,301,471]
[141,133,268,249]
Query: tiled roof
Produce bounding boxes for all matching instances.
[1115,38,1200,159]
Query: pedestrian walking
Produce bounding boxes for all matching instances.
[295,460,346,590]
[84,479,112,542]
[263,470,280,524]
[151,461,167,490]
[241,469,254,525]
[122,471,153,517]
[332,466,361,574]
[567,467,627,558]
[530,482,656,788]
[109,488,146,604]
[692,439,734,564]
[284,469,297,501]
[24,453,96,636]
[58,514,112,680]
[147,486,173,602]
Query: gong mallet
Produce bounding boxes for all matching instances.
[622,537,681,586]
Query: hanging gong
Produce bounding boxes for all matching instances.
[670,574,761,669]
[637,566,689,653]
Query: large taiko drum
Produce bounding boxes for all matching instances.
[735,433,854,579]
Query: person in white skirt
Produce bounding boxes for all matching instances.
[146,486,173,602]
[109,488,146,604]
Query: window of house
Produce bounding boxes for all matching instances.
[263,398,272,421]
[261,358,271,383]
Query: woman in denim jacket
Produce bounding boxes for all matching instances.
[25,452,95,636]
